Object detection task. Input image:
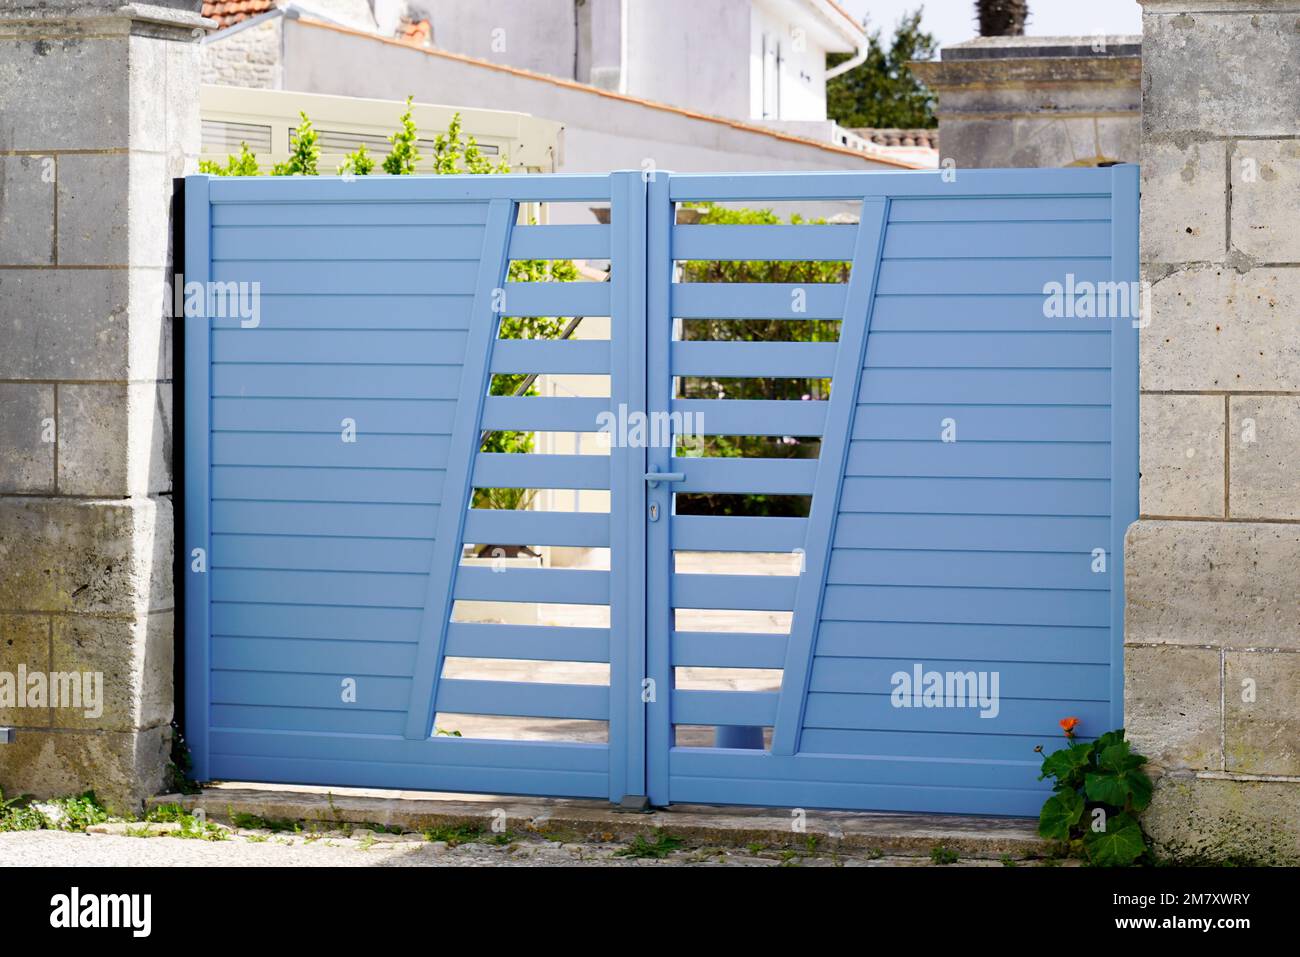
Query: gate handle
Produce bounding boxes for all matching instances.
[644,469,686,488]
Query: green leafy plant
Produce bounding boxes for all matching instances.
[198,141,260,177]
[615,829,684,859]
[44,791,109,832]
[0,790,48,831]
[271,111,320,176]
[382,96,421,175]
[930,845,959,865]
[338,142,376,176]
[1036,720,1153,867]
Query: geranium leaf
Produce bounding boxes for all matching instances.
[1038,789,1084,840]
[1083,811,1146,867]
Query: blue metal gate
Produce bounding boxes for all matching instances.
[185,166,1138,815]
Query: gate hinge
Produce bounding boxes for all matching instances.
[612,795,652,814]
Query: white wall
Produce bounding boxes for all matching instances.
[750,0,832,121]
[281,17,908,195]
[425,0,578,78]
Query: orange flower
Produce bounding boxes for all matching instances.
[1059,717,1081,738]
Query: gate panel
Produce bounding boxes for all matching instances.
[185,173,644,801]
[650,168,1139,815]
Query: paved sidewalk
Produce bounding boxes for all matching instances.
[0,829,1056,868]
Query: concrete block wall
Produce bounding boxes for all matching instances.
[0,0,206,812]
[1129,0,1300,863]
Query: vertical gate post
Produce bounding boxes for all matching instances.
[607,170,649,803]
[0,1,209,812]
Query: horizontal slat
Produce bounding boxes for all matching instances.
[809,657,1110,701]
[435,679,608,720]
[480,396,609,431]
[802,694,1110,735]
[211,260,478,296]
[814,620,1111,665]
[211,603,423,641]
[490,339,610,374]
[674,224,856,261]
[672,283,847,320]
[213,224,486,261]
[669,749,1041,794]
[213,568,426,608]
[672,690,778,726]
[212,433,453,469]
[212,636,417,675]
[671,456,817,494]
[212,398,457,434]
[888,196,1111,223]
[211,671,410,711]
[667,168,1112,201]
[672,573,798,611]
[209,174,615,203]
[672,632,787,668]
[672,515,807,551]
[212,363,463,400]
[210,200,491,227]
[844,441,1110,480]
[213,533,433,574]
[832,513,1108,552]
[211,500,438,538]
[797,728,1060,762]
[821,584,1109,628]
[209,295,474,331]
[672,399,826,436]
[869,295,1113,331]
[838,476,1110,516]
[444,623,609,663]
[827,548,1108,591]
[509,224,611,259]
[212,705,405,736]
[876,259,1110,296]
[211,329,468,365]
[858,369,1109,405]
[455,566,609,604]
[851,404,1111,442]
[463,508,610,548]
[473,453,609,490]
[211,466,445,505]
[883,221,1110,259]
[863,332,1110,369]
[672,341,838,377]
[504,281,610,317]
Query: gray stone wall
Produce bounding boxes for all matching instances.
[0,0,206,811]
[200,17,282,88]
[912,36,1142,169]
[1129,0,1300,863]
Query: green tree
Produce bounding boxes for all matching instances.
[826,9,938,129]
[271,112,319,176]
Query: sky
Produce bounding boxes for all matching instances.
[836,0,1143,51]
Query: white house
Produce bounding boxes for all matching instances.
[199,0,930,171]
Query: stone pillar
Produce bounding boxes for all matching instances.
[1128,0,1300,863]
[911,36,1142,169]
[0,1,207,812]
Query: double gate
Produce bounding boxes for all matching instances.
[185,166,1138,816]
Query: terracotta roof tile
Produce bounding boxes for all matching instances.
[202,0,276,29]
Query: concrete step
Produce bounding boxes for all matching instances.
[149,787,1049,860]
